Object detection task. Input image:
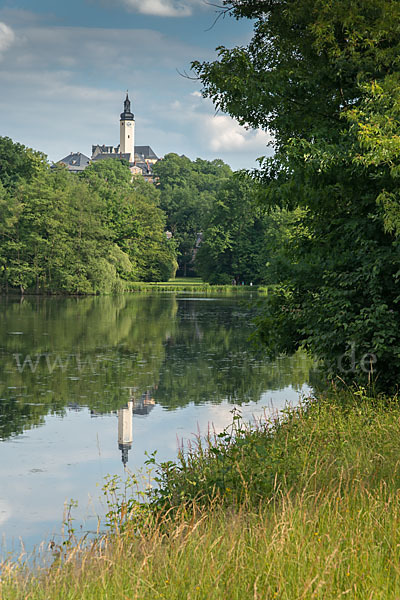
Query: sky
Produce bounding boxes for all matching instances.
[0,0,273,171]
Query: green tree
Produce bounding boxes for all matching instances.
[82,160,177,282]
[193,0,400,389]
[128,176,178,281]
[0,153,133,294]
[81,159,138,249]
[196,175,280,284]
[0,140,177,292]
[0,136,47,191]
[153,153,232,276]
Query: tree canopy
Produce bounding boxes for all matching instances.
[195,174,292,285]
[0,141,177,293]
[153,153,232,276]
[193,0,400,389]
[0,136,47,191]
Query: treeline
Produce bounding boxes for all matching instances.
[154,152,287,284]
[0,137,177,294]
[0,137,285,293]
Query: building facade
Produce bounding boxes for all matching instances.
[57,93,159,182]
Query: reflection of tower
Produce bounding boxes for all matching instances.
[118,401,133,467]
[129,388,156,415]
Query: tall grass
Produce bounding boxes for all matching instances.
[147,389,400,511]
[3,388,400,599]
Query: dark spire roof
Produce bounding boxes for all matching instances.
[120,91,134,121]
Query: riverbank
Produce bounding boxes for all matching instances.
[127,277,266,294]
[3,387,400,598]
[0,278,268,296]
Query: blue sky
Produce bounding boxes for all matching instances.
[0,0,273,170]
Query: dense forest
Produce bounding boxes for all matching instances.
[153,152,289,283]
[0,137,177,293]
[0,138,283,293]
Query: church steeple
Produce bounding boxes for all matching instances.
[120,92,134,121]
[120,91,135,162]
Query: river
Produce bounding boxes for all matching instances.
[0,293,312,557]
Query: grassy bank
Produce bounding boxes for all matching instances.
[0,279,269,296]
[3,388,400,598]
[126,277,264,294]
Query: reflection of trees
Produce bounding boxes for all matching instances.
[0,296,312,441]
[155,299,312,409]
[0,295,177,439]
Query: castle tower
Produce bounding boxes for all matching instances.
[117,400,133,467]
[120,92,135,162]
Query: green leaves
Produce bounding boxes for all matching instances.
[0,136,47,191]
[153,153,232,276]
[192,0,400,389]
[0,141,177,292]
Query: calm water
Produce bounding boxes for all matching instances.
[0,294,312,556]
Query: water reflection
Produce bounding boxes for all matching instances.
[117,401,133,467]
[0,295,177,440]
[0,294,313,553]
[0,295,311,442]
[115,391,155,466]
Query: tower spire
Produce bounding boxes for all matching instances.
[121,91,134,120]
[124,91,130,114]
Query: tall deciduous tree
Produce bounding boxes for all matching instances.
[153,153,232,275]
[196,175,292,285]
[0,136,47,191]
[193,0,400,388]
[82,160,177,282]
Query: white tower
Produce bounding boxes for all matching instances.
[120,92,135,163]
[118,400,133,467]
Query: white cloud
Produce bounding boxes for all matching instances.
[205,114,272,152]
[162,94,273,160]
[118,0,205,17]
[0,22,15,57]
[123,0,189,17]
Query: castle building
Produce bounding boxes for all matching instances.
[57,93,159,182]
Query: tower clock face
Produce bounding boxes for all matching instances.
[126,122,132,127]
